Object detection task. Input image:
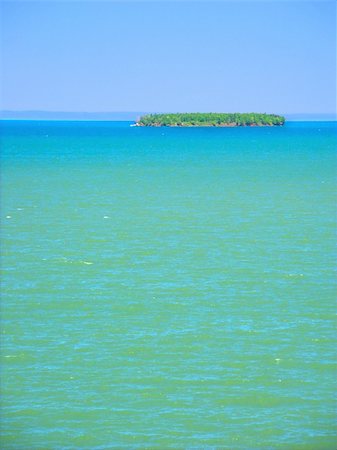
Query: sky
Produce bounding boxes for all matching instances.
[0,1,336,115]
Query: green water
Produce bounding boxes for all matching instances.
[1,121,336,449]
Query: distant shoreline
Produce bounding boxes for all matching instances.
[1,112,336,122]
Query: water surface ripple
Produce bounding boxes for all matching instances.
[1,121,336,449]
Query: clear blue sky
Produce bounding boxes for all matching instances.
[1,1,336,114]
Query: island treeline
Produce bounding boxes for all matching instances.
[137,113,285,127]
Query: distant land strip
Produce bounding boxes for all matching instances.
[136,113,285,127]
[1,111,336,122]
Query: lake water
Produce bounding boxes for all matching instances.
[1,121,336,449]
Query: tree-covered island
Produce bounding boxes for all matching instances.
[136,113,285,127]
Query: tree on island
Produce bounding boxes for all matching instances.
[136,113,285,127]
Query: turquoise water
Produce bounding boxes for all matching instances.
[1,121,336,449]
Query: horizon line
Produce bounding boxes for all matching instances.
[1,110,336,114]
[1,110,336,119]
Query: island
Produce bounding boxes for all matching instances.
[136,113,285,127]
